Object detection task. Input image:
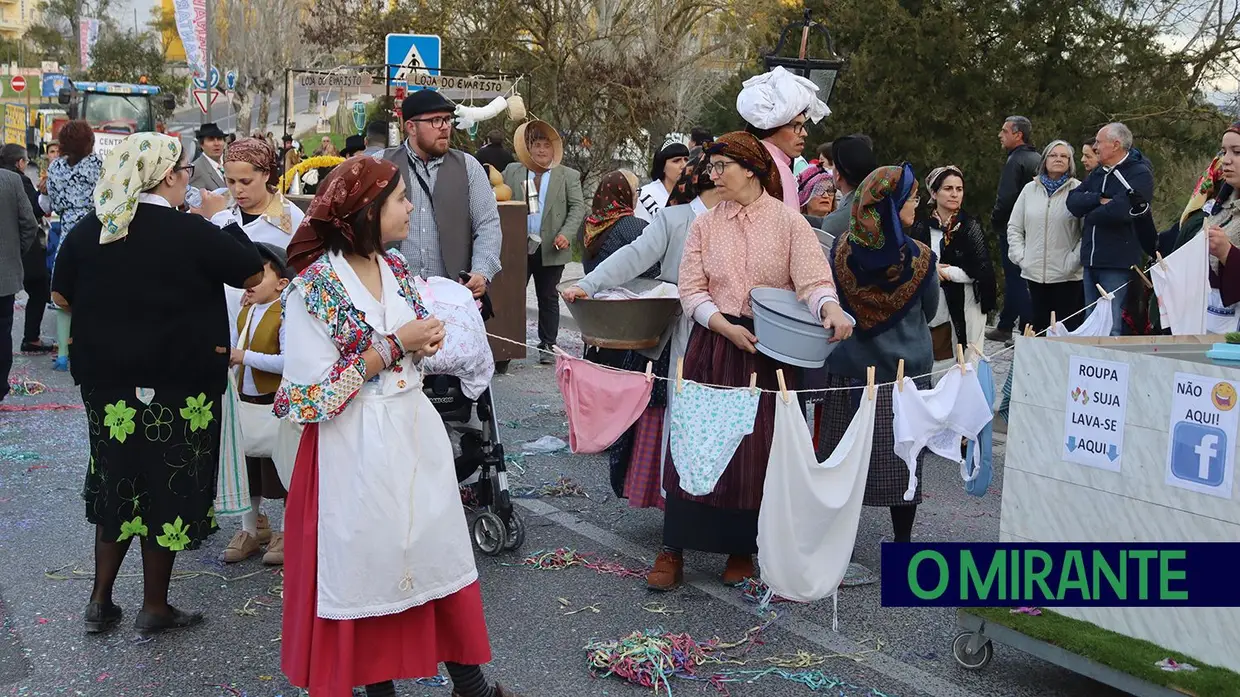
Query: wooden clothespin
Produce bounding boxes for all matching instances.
[1023,324,1035,337]
[1131,264,1153,289]
[748,372,758,395]
[645,361,653,379]
[676,357,684,394]
[1095,283,1110,300]
[896,359,905,391]
[866,366,876,401]
[775,369,790,404]
[1156,251,1168,272]
[955,344,967,374]
[1050,311,1057,329]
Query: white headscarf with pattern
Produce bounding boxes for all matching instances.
[94,133,183,244]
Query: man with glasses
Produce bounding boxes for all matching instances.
[379,90,502,299]
[736,67,830,211]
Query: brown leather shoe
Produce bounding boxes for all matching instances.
[721,554,754,586]
[646,550,683,591]
[220,531,260,563]
[262,532,284,565]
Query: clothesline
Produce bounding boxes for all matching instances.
[440,267,1147,395]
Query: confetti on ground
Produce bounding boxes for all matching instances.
[583,617,774,695]
[414,675,450,687]
[505,548,649,579]
[1010,606,1042,616]
[0,403,83,412]
[738,578,800,606]
[0,446,41,462]
[585,618,892,696]
[511,476,590,499]
[6,375,47,396]
[46,562,273,584]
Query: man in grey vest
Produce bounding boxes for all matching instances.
[379,91,502,298]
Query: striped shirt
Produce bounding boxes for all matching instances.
[396,142,503,281]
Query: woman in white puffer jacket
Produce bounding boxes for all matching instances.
[1007,140,1084,334]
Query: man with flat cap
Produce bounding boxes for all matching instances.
[379,90,501,299]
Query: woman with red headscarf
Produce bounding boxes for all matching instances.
[276,159,521,697]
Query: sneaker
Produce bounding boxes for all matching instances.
[52,356,69,371]
[646,550,684,591]
[21,340,55,354]
[262,532,284,565]
[220,530,260,563]
[538,344,554,365]
[985,327,1012,342]
[256,513,272,544]
[134,605,203,635]
[721,554,755,586]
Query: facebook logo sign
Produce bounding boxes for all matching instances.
[1170,422,1227,487]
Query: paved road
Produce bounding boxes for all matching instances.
[0,299,1126,697]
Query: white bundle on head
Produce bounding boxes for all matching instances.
[736,66,830,130]
[455,96,509,131]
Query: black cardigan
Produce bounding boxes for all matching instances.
[909,211,997,347]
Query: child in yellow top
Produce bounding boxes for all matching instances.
[223,243,291,565]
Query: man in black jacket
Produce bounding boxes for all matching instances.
[1067,122,1154,336]
[0,144,51,353]
[473,129,514,174]
[988,116,1041,343]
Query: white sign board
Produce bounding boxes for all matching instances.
[1165,372,1237,499]
[1062,356,1129,471]
[93,133,125,158]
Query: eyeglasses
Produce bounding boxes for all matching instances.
[412,116,456,129]
[787,122,808,136]
[176,163,196,176]
[707,161,737,176]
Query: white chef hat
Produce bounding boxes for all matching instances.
[735,66,830,131]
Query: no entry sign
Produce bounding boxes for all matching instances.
[10,75,26,93]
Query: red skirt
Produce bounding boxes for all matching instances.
[623,406,666,510]
[282,424,492,696]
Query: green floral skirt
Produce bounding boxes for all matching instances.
[81,385,223,551]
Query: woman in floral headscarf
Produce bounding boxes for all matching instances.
[277,158,522,697]
[646,131,852,591]
[51,133,264,636]
[578,169,650,369]
[580,169,648,273]
[819,163,939,553]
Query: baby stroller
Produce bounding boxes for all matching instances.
[423,374,525,555]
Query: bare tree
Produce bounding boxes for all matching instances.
[215,0,320,134]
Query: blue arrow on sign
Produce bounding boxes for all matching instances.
[1066,436,1077,452]
[192,66,220,91]
[225,70,236,91]
[385,33,441,85]
[1106,443,1120,461]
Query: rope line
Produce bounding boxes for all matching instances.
[445,267,1143,395]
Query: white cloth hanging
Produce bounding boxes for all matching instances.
[892,364,992,501]
[758,391,876,603]
[1047,294,1116,338]
[1150,229,1210,335]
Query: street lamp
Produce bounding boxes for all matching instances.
[763,8,844,106]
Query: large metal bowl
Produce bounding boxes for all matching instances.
[558,277,681,349]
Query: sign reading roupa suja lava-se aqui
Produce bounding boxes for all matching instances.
[1062,356,1129,472]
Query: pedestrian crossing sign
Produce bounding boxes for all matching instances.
[385,34,442,85]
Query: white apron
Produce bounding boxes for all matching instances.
[285,253,476,620]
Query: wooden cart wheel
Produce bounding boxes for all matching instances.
[952,631,993,670]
